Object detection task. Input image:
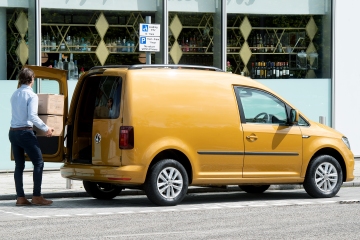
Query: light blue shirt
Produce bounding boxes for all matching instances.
[10,84,49,132]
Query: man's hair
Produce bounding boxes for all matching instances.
[18,68,35,85]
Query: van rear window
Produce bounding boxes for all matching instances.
[94,76,122,119]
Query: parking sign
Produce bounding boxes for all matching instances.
[139,23,161,52]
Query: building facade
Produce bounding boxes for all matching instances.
[0,0,358,170]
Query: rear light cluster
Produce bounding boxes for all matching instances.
[119,126,134,149]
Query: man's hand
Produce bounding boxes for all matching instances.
[46,127,54,137]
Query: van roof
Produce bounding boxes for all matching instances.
[90,64,224,72]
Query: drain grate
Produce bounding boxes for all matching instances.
[339,200,360,204]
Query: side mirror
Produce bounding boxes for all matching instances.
[289,109,299,125]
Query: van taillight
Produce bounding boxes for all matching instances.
[119,126,134,149]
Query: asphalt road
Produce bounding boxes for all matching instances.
[1,187,360,239]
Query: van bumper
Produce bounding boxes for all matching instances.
[60,163,146,185]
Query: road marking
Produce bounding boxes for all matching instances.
[182,208,199,211]
[117,211,135,214]
[160,209,178,212]
[139,210,156,213]
[55,215,71,217]
[25,215,50,218]
[76,213,93,216]
[97,212,114,215]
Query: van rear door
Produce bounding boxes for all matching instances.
[24,65,68,162]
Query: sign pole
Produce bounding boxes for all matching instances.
[146,16,151,65]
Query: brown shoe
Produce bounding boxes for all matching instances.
[16,197,32,206]
[31,196,53,206]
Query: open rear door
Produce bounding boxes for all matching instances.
[23,65,68,162]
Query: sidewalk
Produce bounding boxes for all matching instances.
[1,160,359,201]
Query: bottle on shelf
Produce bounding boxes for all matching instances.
[284,62,290,79]
[256,62,260,79]
[271,62,276,79]
[80,38,87,52]
[279,62,283,78]
[116,37,121,53]
[53,60,57,69]
[68,53,75,80]
[266,61,272,79]
[74,60,79,80]
[122,37,127,52]
[63,56,68,72]
[66,36,72,51]
[275,62,280,79]
[50,36,56,51]
[57,53,63,70]
[251,62,255,79]
[44,33,50,51]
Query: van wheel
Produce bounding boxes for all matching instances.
[83,181,122,200]
[239,185,270,194]
[144,159,189,206]
[303,155,343,198]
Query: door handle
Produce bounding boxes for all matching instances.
[246,135,258,140]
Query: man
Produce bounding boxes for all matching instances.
[9,67,54,206]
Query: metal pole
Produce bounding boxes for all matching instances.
[319,116,326,125]
[146,16,151,65]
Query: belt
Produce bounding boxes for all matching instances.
[10,127,33,131]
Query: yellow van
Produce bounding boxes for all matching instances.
[28,64,354,206]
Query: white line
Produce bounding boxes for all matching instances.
[319,201,336,204]
[272,203,290,206]
[181,208,199,211]
[160,209,178,212]
[4,212,13,214]
[248,204,267,207]
[295,202,313,205]
[97,212,114,215]
[25,216,50,218]
[105,230,199,238]
[203,206,223,209]
[13,213,24,216]
[117,211,135,214]
[55,215,71,217]
[139,210,156,213]
[228,205,246,208]
[76,213,93,216]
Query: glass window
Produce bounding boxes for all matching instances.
[236,87,287,124]
[298,116,310,127]
[94,76,122,119]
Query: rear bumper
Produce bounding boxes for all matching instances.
[60,163,146,185]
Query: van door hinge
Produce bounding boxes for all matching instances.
[302,135,310,138]
[121,117,123,123]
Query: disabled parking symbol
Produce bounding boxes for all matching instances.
[142,24,148,32]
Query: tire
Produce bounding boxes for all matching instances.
[303,155,343,198]
[144,159,189,206]
[239,185,270,194]
[83,181,123,200]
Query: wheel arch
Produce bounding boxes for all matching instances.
[307,147,346,182]
[146,149,193,184]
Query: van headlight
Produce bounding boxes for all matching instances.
[342,136,351,150]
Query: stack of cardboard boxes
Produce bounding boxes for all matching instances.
[34,94,64,136]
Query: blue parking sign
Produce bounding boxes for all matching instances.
[140,37,146,44]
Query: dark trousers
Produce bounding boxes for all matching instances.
[8,129,44,197]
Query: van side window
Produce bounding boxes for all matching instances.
[236,87,287,124]
[94,76,122,119]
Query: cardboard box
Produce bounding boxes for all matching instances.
[34,115,63,136]
[37,94,64,115]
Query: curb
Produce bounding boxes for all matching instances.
[1,182,359,201]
